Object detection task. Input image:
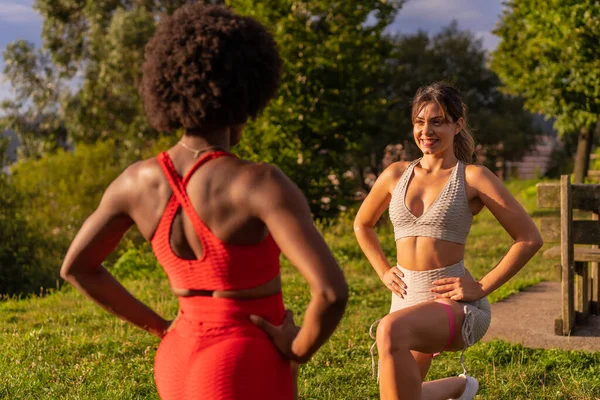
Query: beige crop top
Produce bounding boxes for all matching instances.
[389,158,473,244]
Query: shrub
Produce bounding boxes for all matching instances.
[0,175,55,295]
[109,241,165,281]
[3,137,178,294]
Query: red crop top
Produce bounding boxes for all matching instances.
[150,151,281,291]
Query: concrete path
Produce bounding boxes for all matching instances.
[482,281,600,352]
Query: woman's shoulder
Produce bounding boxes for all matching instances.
[224,158,285,183]
[464,163,495,179]
[211,159,298,200]
[380,160,412,182]
[226,160,309,217]
[370,160,413,194]
[120,157,164,187]
[464,163,503,189]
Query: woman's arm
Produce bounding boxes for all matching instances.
[353,163,407,297]
[60,167,170,338]
[432,165,543,300]
[248,164,348,364]
[470,166,543,296]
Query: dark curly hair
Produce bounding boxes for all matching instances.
[141,3,282,132]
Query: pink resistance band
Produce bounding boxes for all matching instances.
[431,300,456,358]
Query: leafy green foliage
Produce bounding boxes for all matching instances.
[110,242,165,281]
[1,1,193,158]
[2,1,552,218]
[491,0,600,135]
[62,6,158,144]
[8,140,128,272]
[0,40,68,158]
[3,0,405,218]
[0,134,178,295]
[0,175,55,295]
[232,0,404,217]
[384,23,540,173]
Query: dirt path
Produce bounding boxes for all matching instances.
[482,281,600,352]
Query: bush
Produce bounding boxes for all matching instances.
[10,139,127,251]
[2,137,178,295]
[109,241,165,281]
[0,175,55,295]
[3,140,132,295]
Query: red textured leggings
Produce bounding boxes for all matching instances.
[154,293,293,400]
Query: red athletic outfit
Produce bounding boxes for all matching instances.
[151,151,293,400]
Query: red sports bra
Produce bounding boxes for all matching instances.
[151,151,281,291]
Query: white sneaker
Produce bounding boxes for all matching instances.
[451,374,479,400]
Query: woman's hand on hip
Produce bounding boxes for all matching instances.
[381,266,407,298]
[158,309,181,339]
[430,269,485,302]
[250,309,301,361]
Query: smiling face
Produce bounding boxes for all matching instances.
[413,102,463,158]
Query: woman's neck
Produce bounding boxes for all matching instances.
[419,153,458,172]
[181,128,231,151]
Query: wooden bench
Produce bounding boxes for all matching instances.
[587,170,600,180]
[537,175,600,335]
[587,154,600,181]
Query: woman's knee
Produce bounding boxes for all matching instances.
[376,314,411,354]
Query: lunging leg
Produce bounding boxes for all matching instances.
[376,299,465,400]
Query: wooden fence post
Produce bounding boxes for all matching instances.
[560,175,575,335]
[592,211,599,315]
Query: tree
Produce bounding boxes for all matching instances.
[226,0,405,217]
[3,0,404,218]
[0,41,68,158]
[34,1,193,146]
[2,0,403,216]
[376,22,539,177]
[491,0,600,183]
[1,1,195,159]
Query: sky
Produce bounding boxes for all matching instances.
[0,0,505,103]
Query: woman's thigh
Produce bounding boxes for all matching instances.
[377,299,465,355]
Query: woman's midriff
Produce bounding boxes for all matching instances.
[171,273,282,299]
[396,237,465,271]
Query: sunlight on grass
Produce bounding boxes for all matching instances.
[1,178,599,399]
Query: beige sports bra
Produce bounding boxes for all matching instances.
[389,158,473,244]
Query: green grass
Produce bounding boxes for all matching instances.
[1,178,599,399]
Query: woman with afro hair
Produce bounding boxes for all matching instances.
[60,3,348,399]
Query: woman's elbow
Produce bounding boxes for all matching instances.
[59,263,75,282]
[352,218,361,235]
[522,232,543,253]
[353,219,372,237]
[532,236,544,252]
[60,257,82,282]
[532,228,544,250]
[318,281,349,309]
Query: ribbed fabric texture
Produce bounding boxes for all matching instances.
[151,151,291,399]
[369,262,491,379]
[388,262,491,346]
[389,158,473,244]
[151,151,281,291]
[155,294,292,400]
